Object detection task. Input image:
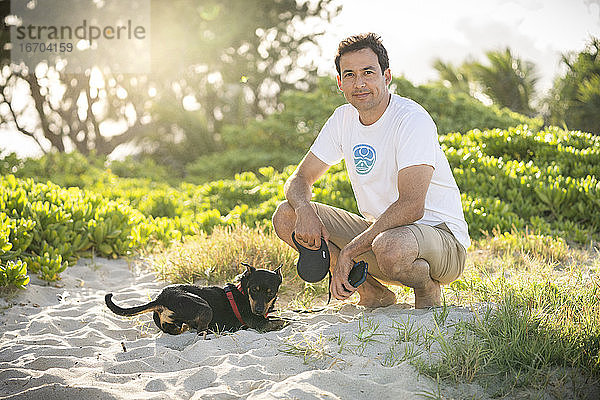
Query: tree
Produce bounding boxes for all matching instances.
[467,48,538,117]
[433,49,538,117]
[545,37,600,134]
[0,0,340,161]
[1,0,153,155]
[432,59,471,95]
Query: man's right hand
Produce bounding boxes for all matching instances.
[293,203,330,249]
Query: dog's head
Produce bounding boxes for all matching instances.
[239,263,282,317]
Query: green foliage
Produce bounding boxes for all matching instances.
[432,59,471,94]
[546,36,600,134]
[0,260,30,289]
[0,152,106,188]
[108,156,174,184]
[3,122,599,283]
[0,210,31,289]
[0,174,184,282]
[221,78,345,153]
[392,77,542,135]
[442,125,600,241]
[468,48,538,117]
[485,229,571,265]
[184,78,344,182]
[185,148,302,184]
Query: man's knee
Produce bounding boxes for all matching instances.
[272,200,295,238]
[371,228,418,275]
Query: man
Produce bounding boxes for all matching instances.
[272,33,470,308]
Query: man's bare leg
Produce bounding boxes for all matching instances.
[327,241,396,308]
[272,201,395,308]
[272,201,300,250]
[408,259,441,308]
[372,228,441,308]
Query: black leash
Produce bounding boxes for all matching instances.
[288,263,370,314]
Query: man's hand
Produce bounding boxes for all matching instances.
[331,249,356,300]
[293,203,330,249]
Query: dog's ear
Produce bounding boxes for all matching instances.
[241,262,256,275]
[274,264,283,277]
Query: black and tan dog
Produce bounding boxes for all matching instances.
[105,263,285,335]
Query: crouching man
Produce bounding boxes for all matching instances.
[272,33,470,308]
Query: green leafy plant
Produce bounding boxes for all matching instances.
[0,260,30,289]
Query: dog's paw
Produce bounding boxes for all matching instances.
[262,318,288,332]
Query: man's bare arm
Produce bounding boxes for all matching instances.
[284,151,329,210]
[283,151,331,248]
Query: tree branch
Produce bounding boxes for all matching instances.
[0,73,48,154]
[23,72,65,152]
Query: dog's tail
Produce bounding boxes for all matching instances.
[105,293,160,316]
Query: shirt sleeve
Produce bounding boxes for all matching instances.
[396,111,439,171]
[309,110,344,166]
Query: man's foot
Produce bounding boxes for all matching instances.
[356,275,396,308]
[414,280,441,309]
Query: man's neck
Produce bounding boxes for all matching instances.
[358,93,391,126]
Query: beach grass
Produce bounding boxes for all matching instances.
[420,230,600,397]
[147,224,600,396]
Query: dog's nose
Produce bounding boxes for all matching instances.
[253,305,265,315]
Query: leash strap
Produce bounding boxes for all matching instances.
[224,285,246,326]
[327,271,332,305]
[291,268,371,314]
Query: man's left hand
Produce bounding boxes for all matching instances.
[331,250,357,300]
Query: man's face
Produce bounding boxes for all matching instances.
[336,48,391,116]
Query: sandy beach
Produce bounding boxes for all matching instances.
[0,257,489,399]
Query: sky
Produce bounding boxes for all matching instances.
[2,0,600,158]
[316,0,600,92]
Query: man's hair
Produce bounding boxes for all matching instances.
[334,33,389,76]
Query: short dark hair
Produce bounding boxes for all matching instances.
[335,33,389,76]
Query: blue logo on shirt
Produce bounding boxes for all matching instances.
[353,144,376,175]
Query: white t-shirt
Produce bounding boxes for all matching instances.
[310,94,471,249]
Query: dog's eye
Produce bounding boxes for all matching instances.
[266,289,272,294]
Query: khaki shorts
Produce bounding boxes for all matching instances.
[311,202,466,285]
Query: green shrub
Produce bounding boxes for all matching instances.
[0,260,30,289]
[5,151,106,188]
[2,122,598,285]
[108,156,173,182]
[0,174,186,281]
[185,148,303,183]
[442,125,600,241]
[392,77,542,134]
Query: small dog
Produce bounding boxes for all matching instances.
[105,263,286,335]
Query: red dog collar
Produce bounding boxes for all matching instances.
[224,284,246,326]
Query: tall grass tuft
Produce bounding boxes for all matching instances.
[148,224,297,285]
[146,224,331,303]
[483,227,584,265]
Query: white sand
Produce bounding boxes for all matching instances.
[0,258,488,399]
